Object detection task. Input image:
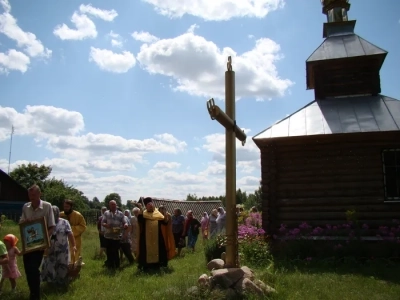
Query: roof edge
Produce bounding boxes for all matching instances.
[253,100,318,140]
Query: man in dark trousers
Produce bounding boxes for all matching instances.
[20,185,55,300]
[102,200,128,269]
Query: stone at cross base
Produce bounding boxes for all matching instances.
[187,254,277,298]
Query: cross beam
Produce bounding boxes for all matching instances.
[206,56,247,268]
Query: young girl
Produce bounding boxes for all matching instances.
[0,234,21,293]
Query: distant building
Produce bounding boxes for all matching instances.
[138,197,224,218]
[0,169,28,220]
[253,0,400,236]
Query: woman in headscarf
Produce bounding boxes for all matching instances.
[120,210,134,264]
[209,209,218,238]
[216,207,226,234]
[131,207,140,259]
[97,206,107,258]
[183,211,201,252]
[171,208,185,257]
[200,212,209,241]
[41,206,76,285]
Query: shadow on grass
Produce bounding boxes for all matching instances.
[133,266,175,277]
[272,257,400,285]
[41,282,72,298]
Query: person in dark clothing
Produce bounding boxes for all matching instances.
[136,198,170,271]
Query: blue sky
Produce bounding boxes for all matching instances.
[0,0,399,203]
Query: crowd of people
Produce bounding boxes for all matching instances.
[0,185,228,300]
[97,198,227,271]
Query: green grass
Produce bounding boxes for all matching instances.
[1,223,400,300]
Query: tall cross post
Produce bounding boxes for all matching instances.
[207,56,247,268]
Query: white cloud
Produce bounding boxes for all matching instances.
[202,129,260,174]
[79,4,118,22]
[53,5,118,41]
[0,104,261,202]
[142,0,285,21]
[53,12,97,40]
[132,31,159,44]
[153,161,181,169]
[0,0,11,13]
[137,25,293,101]
[0,105,84,141]
[108,31,120,39]
[248,34,254,39]
[89,47,136,73]
[111,39,122,47]
[0,49,30,74]
[0,104,195,200]
[0,0,51,74]
[108,31,123,48]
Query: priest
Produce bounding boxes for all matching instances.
[137,197,170,271]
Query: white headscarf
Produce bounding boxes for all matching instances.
[124,209,132,219]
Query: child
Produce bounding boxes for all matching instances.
[0,234,21,293]
[0,239,9,295]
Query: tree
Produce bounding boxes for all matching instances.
[42,178,89,212]
[186,193,199,201]
[10,163,52,189]
[104,193,122,208]
[243,182,262,210]
[126,200,134,210]
[236,188,247,204]
[89,197,102,209]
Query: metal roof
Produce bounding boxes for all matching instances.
[307,33,387,62]
[138,197,224,219]
[253,95,400,140]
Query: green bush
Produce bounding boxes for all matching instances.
[239,238,272,268]
[0,214,17,227]
[204,234,226,263]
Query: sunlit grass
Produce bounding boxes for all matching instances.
[1,222,400,299]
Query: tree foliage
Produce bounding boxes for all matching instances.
[10,163,90,211]
[10,163,52,190]
[185,182,262,210]
[104,193,122,208]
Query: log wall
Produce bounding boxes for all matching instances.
[257,131,400,235]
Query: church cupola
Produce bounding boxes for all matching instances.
[322,0,350,23]
[306,0,388,99]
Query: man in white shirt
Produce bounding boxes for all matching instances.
[20,184,55,300]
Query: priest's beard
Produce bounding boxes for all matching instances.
[65,209,73,215]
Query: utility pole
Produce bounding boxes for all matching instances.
[8,125,14,175]
[206,56,247,268]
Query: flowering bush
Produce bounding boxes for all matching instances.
[237,212,271,267]
[275,219,400,259]
[276,219,400,243]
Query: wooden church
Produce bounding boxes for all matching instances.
[253,0,400,237]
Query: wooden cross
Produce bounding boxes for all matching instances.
[207,56,247,268]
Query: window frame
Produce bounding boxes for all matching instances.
[382,148,400,202]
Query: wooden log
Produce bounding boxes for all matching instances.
[271,219,398,228]
[276,175,381,185]
[276,181,383,192]
[277,197,385,207]
[278,204,399,213]
[278,211,400,221]
[276,189,384,199]
[257,132,400,147]
[262,166,383,177]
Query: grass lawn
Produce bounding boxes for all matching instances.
[1,223,400,300]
